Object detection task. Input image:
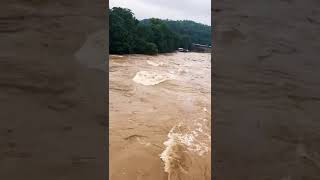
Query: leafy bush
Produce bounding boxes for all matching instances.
[144,42,158,55]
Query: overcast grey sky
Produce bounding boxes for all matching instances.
[110,0,211,25]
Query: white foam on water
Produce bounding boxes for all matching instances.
[203,107,208,112]
[160,126,191,177]
[132,71,170,86]
[160,123,211,180]
[160,123,210,170]
[147,60,165,67]
[147,60,160,66]
[110,55,124,58]
[177,68,189,74]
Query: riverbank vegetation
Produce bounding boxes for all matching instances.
[109,7,211,55]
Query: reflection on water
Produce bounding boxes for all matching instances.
[109,52,211,180]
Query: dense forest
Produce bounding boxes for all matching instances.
[109,7,211,55]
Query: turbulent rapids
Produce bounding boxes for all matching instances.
[160,119,211,180]
[109,52,211,180]
[132,71,171,86]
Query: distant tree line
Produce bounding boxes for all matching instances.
[109,7,211,55]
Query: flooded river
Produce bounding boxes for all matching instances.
[109,52,211,180]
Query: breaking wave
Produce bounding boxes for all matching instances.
[160,119,211,180]
[133,71,171,86]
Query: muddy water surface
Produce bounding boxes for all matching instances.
[109,52,211,180]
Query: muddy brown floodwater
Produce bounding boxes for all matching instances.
[109,52,211,180]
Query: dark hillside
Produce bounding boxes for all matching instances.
[109,7,211,55]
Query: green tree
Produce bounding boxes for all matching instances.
[109,7,138,54]
[109,7,211,55]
